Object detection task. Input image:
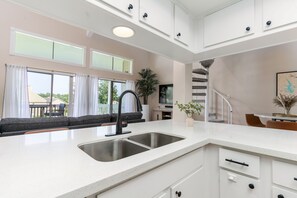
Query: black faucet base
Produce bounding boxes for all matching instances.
[105,131,131,137]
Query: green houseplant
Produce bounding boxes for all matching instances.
[175,101,204,127]
[136,68,159,105]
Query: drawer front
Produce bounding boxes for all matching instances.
[273,160,297,191]
[273,186,297,198]
[219,148,260,178]
[220,169,259,198]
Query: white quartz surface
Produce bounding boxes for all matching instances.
[1,120,297,198]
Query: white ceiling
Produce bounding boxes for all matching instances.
[175,0,241,18]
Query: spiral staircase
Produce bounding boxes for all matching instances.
[192,59,233,124]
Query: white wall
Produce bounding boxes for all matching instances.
[209,42,297,125]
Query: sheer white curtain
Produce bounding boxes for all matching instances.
[3,65,30,118]
[71,75,98,117]
[125,80,136,112]
[88,76,98,115]
[72,74,88,117]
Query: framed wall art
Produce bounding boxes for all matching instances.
[276,71,297,96]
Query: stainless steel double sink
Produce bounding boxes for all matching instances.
[78,132,184,162]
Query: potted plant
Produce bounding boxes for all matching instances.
[136,68,159,121]
[175,101,204,127]
[273,94,297,115]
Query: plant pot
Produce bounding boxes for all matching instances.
[186,117,194,127]
[142,104,150,122]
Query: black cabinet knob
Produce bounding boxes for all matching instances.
[248,183,254,189]
[246,26,251,31]
[266,20,272,26]
[128,4,133,10]
[177,33,181,37]
[143,13,148,18]
[176,191,182,197]
[278,194,284,198]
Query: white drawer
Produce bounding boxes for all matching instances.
[220,169,259,198]
[273,160,297,191]
[272,186,297,198]
[219,148,260,178]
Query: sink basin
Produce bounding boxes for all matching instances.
[128,132,184,148]
[79,139,149,162]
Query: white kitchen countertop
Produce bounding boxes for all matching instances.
[1,120,297,198]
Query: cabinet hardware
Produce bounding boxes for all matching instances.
[143,13,148,18]
[278,194,284,198]
[177,33,181,37]
[266,20,272,26]
[128,4,133,10]
[225,159,249,167]
[294,177,297,181]
[248,183,254,189]
[246,26,251,31]
[175,191,182,197]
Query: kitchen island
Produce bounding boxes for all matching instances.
[1,120,297,198]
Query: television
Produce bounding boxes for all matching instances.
[159,84,173,106]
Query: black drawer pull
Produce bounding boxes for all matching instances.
[143,13,148,18]
[225,159,249,167]
[176,191,182,197]
[294,177,297,181]
[128,4,133,10]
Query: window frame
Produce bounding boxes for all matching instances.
[90,48,134,75]
[10,28,86,67]
[27,69,75,118]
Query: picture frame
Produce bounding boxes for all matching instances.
[276,71,297,96]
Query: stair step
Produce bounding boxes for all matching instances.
[192,86,207,89]
[192,77,208,82]
[209,119,225,123]
[192,100,205,103]
[192,93,206,96]
[192,68,208,75]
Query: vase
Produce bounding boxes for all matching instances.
[186,117,194,127]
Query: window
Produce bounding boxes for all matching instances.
[28,71,74,118]
[98,79,126,114]
[91,50,133,74]
[11,30,85,66]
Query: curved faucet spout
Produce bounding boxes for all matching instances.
[106,90,142,136]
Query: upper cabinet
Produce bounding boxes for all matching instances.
[204,0,255,47]
[174,5,191,46]
[263,0,297,31]
[100,0,136,16]
[139,0,173,36]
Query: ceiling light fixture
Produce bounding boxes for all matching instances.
[112,26,134,38]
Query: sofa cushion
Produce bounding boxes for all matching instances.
[0,117,69,133]
[81,114,111,125]
[111,112,143,122]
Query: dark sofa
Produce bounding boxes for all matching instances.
[0,112,144,137]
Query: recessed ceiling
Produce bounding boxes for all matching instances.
[175,0,241,18]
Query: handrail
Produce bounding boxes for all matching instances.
[212,89,233,124]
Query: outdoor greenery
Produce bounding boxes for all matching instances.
[273,94,297,115]
[38,93,68,103]
[175,101,204,118]
[136,68,159,105]
[98,80,119,104]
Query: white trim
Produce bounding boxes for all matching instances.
[10,27,86,67]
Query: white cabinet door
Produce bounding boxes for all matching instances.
[263,0,297,31]
[204,0,254,47]
[174,5,191,46]
[139,0,173,36]
[220,169,259,198]
[273,186,297,198]
[100,0,136,16]
[170,167,206,198]
[153,189,170,198]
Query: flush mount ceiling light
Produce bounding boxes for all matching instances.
[112,26,134,38]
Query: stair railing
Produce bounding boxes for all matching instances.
[211,89,233,124]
